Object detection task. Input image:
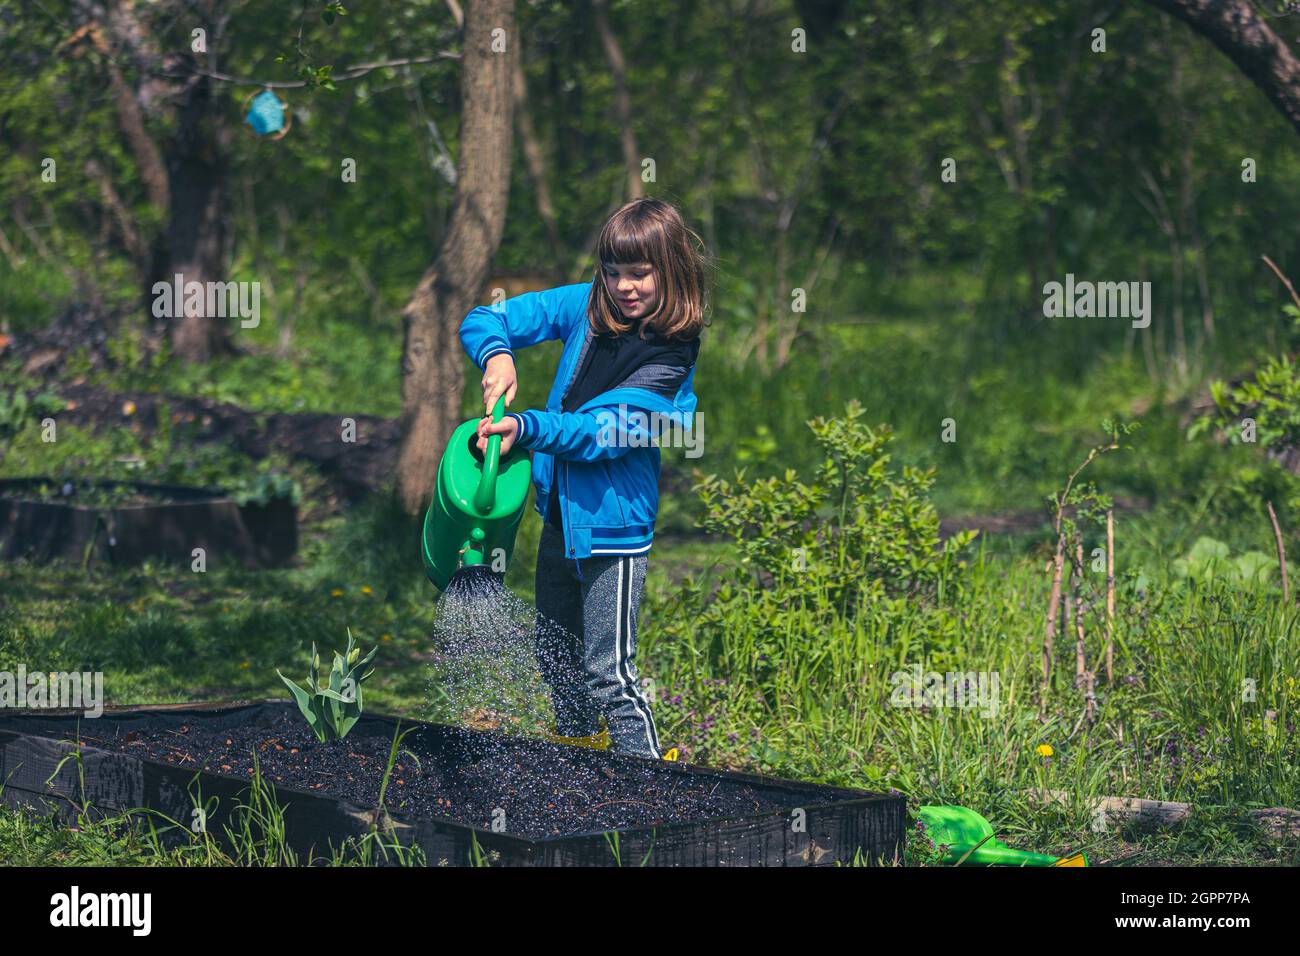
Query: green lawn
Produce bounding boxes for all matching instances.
[2,290,1297,866]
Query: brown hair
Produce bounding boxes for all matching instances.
[586,198,709,340]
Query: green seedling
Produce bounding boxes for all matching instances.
[278,629,378,742]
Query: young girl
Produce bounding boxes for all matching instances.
[458,198,707,760]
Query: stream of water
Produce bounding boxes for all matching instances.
[426,567,564,738]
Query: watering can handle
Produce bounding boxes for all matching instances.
[473,396,506,514]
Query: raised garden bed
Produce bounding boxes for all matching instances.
[0,700,905,866]
[0,477,296,568]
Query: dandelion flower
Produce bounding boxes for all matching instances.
[1036,744,1054,758]
[330,588,344,598]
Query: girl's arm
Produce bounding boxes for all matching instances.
[480,400,693,463]
[458,282,591,370]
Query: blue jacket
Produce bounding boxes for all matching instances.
[459,281,698,562]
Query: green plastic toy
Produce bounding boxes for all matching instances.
[421,396,532,590]
[917,805,1087,867]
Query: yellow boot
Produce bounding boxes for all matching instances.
[545,726,610,751]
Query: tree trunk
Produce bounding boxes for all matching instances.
[84,158,146,266]
[395,0,515,515]
[1146,0,1300,135]
[511,36,563,265]
[591,0,642,200]
[100,49,171,215]
[163,71,233,362]
[73,1,233,362]
[71,5,170,211]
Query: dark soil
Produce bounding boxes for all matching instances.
[8,380,692,516]
[937,494,1153,540]
[97,708,828,838]
[44,382,399,509]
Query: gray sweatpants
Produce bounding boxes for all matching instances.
[534,523,661,759]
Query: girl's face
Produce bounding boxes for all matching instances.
[603,261,659,323]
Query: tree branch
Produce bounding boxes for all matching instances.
[1146,0,1300,135]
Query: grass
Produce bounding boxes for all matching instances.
[8,265,1264,520]
[0,767,429,867]
[640,543,1299,866]
[1,272,1298,865]
[3,488,1296,865]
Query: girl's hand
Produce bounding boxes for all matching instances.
[481,354,518,415]
[476,415,519,456]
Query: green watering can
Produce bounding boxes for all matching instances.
[421,396,532,590]
[917,805,1087,867]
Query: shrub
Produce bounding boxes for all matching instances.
[1190,304,1300,516]
[645,402,977,763]
[690,400,976,618]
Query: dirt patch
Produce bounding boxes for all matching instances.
[938,495,1152,540]
[97,707,829,839]
[48,382,400,507]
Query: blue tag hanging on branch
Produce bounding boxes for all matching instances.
[244,88,292,139]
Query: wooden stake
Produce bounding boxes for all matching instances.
[1073,538,1086,688]
[1062,560,1071,686]
[1105,508,1116,683]
[1040,443,1118,706]
[1043,532,1066,702]
[1267,500,1290,604]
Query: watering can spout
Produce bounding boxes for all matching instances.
[460,526,486,565]
[421,396,531,591]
